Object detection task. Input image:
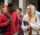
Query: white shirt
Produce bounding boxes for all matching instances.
[21,14,40,34]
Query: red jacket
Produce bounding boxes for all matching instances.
[0,14,8,28]
[5,12,19,35]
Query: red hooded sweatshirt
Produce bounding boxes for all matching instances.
[5,12,19,35]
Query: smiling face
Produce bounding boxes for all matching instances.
[26,6,31,14]
[1,5,7,12]
[16,9,22,15]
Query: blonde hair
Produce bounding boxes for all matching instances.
[26,5,37,22]
[27,5,36,15]
[31,5,36,15]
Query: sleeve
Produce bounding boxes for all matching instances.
[30,23,39,30]
[15,14,19,32]
[30,16,40,30]
[21,16,28,31]
[35,16,40,29]
[0,15,8,28]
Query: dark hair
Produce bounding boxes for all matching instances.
[30,2,36,6]
[8,2,16,7]
[18,8,22,12]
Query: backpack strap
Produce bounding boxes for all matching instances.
[3,13,10,32]
[3,13,10,19]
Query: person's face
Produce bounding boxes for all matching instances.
[11,5,16,11]
[8,8,12,13]
[17,9,21,15]
[26,8,31,14]
[8,5,16,12]
[4,5,7,11]
[1,5,7,12]
[1,5,4,11]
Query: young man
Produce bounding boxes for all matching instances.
[5,2,19,35]
[0,6,10,35]
[16,8,24,35]
[16,8,22,16]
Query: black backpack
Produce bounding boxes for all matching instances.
[0,13,10,33]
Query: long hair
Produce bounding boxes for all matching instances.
[26,5,37,22]
[27,5,36,15]
[26,5,37,35]
[30,5,36,15]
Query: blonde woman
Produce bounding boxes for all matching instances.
[21,5,40,35]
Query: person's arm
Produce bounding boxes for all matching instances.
[21,21,28,31]
[21,16,30,31]
[0,15,8,28]
[36,16,40,28]
[15,14,19,32]
[30,16,40,30]
[30,22,39,30]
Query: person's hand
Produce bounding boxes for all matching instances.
[28,18,31,22]
[25,18,31,23]
[27,25,30,29]
[7,19,13,24]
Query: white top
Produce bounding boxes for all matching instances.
[21,14,40,34]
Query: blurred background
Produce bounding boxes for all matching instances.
[0,0,40,14]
